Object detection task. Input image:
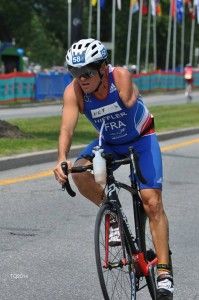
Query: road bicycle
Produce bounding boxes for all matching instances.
[61,146,173,299]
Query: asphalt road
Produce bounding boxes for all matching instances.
[1,134,199,299]
[0,90,199,120]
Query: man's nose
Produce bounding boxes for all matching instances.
[79,76,87,81]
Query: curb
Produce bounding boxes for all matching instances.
[0,145,86,172]
[1,127,199,172]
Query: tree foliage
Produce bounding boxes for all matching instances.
[0,0,198,69]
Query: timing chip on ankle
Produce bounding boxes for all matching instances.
[157,263,172,273]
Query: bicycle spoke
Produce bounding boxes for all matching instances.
[95,204,135,300]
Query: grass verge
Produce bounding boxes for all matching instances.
[0,103,199,157]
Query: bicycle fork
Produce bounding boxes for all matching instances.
[103,204,131,269]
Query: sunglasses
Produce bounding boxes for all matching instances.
[68,65,99,79]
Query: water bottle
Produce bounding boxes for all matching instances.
[92,146,107,185]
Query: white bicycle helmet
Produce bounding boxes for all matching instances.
[66,38,107,68]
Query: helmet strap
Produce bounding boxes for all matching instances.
[93,70,104,93]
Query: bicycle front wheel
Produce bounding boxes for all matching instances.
[95,203,136,300]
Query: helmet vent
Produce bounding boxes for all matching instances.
[66,39,107,67]
[91,50,98,57]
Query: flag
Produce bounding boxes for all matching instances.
[156,0,162,16]
[151,0,156,16]
[194,0,199,23]
[91,0,106,9]
[171,0,176,18]
[100,0,106,9]
[130,0,139,14]
[117,0,122,10]
[186,0,195,20]
[92,0,97,6]
[142,0,148,15]
[177,0,183,23]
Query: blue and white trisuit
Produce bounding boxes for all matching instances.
[77,65,163,190]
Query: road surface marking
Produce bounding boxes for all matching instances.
[161,138,199,152]
[1,138,199,186]
[0,170,53,185]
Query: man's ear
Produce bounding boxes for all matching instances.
[100,62,107,73]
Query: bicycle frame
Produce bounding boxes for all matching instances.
[61,147,158,281]
[103,162,157,278]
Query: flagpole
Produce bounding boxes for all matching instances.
[88,0,92,37]
[153,13,157,70]
[166,0,172,71]
[181,0,185,71]
[111,0,116,65]
[145,1,151,71]
[97,0,100,40]
[126,2,133,67]
[137,0,143,73]
[68,0,72,48]
[117,0,121,10]
[189,8,196,65]
[172,1,177,71]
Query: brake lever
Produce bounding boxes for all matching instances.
[61,162,76,197]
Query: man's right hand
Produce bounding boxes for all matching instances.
[53,160,72,185]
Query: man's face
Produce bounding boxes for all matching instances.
[77,72,100,93]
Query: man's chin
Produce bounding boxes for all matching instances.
[81,84,90,92]
[81,85,96,94]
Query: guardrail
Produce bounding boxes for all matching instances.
[0,72,35,103]
[0,70,199,104]
[132,70,199,92]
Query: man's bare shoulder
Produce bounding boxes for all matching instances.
[113,66,132,89]
[63,79,84,113]
[63,79,83,101]
[113,66,131,78]
[112,66,139,106]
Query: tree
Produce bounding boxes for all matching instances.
[0,0,198,69]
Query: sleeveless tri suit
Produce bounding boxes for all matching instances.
[77,65,163,189]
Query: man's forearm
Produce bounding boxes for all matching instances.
[57,131,72,162]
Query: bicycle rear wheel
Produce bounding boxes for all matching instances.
[95,203,136,300]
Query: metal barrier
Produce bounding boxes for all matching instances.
[132,70,198,92]
[0,71,198,104]
[0,72,35,103]
[35,73,72,100]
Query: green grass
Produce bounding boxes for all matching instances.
[0,115,97,157]
[150,103,199,132]
[0,103,199,157]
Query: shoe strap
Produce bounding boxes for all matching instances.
[157,273,173,284]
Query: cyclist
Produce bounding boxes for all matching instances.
[53,38,174,299]
[184,63,193,100]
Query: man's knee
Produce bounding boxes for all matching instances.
[141,189,164,218]
[72,159,94,190]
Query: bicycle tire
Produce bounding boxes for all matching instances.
[95,203,136,300]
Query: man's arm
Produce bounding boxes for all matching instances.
[113,67,139,108]
[53,80,80,184]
